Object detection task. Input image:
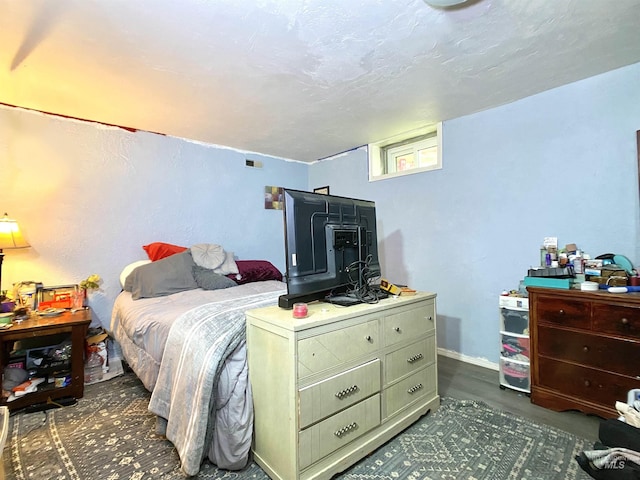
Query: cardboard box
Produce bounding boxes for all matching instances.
[565,243,578,253]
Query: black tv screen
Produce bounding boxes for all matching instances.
[278,189,381,309]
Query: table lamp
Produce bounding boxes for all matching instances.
[0,213,30,299]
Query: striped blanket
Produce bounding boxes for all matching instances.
[148,290,282,476]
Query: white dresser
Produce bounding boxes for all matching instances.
[246,292,439,480]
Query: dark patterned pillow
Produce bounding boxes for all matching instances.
[193,265,238,290]
[228,260,283,285]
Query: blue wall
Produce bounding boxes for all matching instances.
[2,61,639,366]
[0,109,307,328]
[310,62,640,365]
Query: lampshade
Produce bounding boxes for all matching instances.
[0,213,30,250]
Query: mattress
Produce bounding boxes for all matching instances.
[109,280,287,391]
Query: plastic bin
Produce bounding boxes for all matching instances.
[500,308,529,335]
[501,333,530,360]
[499,357,530,392]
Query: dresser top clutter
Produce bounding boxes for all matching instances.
[524,238,637,292]
[506,238,639,419]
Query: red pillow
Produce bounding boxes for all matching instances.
[143,242,188,261]
[228,260,283,285]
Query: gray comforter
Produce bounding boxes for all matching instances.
[147,290,282,476]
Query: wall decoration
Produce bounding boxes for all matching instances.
[313,186,330,195]
[265,186,284,210]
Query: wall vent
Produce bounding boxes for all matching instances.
[245,159,263,168]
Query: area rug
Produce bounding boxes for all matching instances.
[3,372,592,480]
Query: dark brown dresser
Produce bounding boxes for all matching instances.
[528,286,640,418]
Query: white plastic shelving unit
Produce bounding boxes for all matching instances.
[498,296,530,394]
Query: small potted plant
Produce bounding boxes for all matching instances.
[79,274,101,292]
[73,274,101,310]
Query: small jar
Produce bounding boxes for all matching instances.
[292,303,308,319]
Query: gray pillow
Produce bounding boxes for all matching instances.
[193,265,238,290]
[124,251,198,300]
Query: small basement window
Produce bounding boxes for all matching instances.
[368,123,442,181]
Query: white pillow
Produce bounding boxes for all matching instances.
[190,243,226,269]
[119,260,152,288]
[213,251,239,275]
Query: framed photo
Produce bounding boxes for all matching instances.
[313,186,330,195]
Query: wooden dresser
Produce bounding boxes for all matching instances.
[528,286,640,418]
[246,293,439,480]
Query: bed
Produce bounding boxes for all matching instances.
[109,243,286,476]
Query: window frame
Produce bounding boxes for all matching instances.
[368,123,442,182]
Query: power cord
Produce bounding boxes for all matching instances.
[342,255,382,304]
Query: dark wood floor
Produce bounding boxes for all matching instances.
[437,354,602,441]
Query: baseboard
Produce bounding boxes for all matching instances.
[437,347,499,371]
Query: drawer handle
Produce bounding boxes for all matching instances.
[365,335,373,342]
[407,383,423,394]
[558,309,565,315]
[335,385,359,399]
[394,327,401,333]
[334,422,358,438]
[427,316,433,321]
[584,380,591,387]
[407,353,424,363]
[582,346,589,353]
[621,317,629,325]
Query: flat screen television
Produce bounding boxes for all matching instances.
[278,189,383,309]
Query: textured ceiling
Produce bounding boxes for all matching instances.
[2,0,640,162]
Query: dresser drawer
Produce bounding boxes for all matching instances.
[384,364,436,418]
[298,394,381,470]
[383,304,435,347]
[384,336,435,384]
[537,325,640,378]
[298,320,379,378]
[535,297,591,329]
[537,358,638,409]
[299,359,381,429]
[592,303,640,340]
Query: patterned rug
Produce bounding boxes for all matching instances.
[3,372,592,480]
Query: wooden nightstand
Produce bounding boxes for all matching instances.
[0,309,91,410]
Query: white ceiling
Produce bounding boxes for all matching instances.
[2,0,640,162]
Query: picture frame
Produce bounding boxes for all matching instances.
[313,186,330,195]
[265,186,284,210]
